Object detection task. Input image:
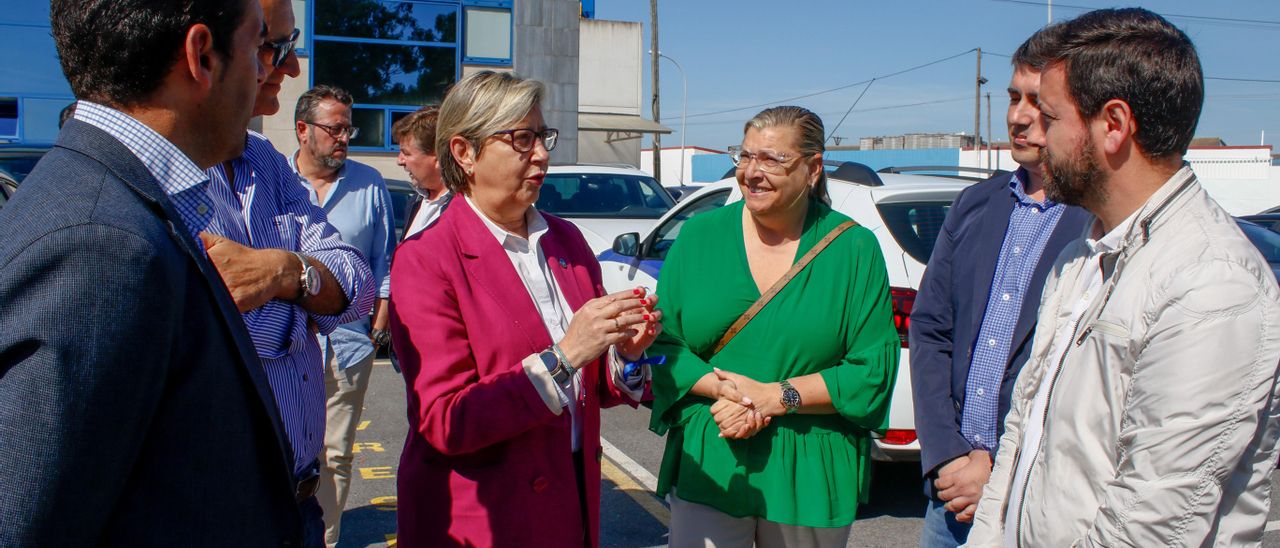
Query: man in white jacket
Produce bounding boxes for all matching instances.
[966,8,1280,547]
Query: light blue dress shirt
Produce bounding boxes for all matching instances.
[293,156,395,371]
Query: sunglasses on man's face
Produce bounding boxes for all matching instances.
[262,28,300,69]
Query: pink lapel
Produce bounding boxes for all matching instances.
[451,199,553,356]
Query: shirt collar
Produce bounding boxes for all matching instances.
[417,187,452,203]
[1086,207,1140,256]
[465,195,548,250]
[72,100,208,197]
[1008,168,1057,210]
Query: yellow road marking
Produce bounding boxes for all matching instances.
[600,456,670,527]
[357,420,371,431]
[385,533,397,546]
[353,442,385,453]
[371,495,397,511]
[359,466,395,480]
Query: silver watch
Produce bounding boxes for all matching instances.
[292,251,321,300]
[780,379,801,414]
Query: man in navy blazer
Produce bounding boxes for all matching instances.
[908,36,1091,547]
[0,0,302,544]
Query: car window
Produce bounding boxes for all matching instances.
[537,173,675,218]
[875,201,953,264]
[1238,221,1280,264]
[645,188,731,260]
[0,157,41,183]
[388,187,412,238]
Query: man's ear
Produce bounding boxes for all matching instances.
[1098,98,1135,155]
[449,135,477,174]
[296,120,309,143]
[182,24,218,93]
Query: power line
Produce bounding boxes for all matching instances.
[1207,76,1280,84]
[683,96,972,127]
[990,0,1280,27]
[826,80,876,144]
[685,49,977,119]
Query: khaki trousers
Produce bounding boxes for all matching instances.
[317,346,374,548]
[667,489,852,548]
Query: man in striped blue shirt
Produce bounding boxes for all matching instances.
[291,84,396,547]
[199,0,374,544]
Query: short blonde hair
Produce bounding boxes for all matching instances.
[436,71,545,195]
[743,106,830,205]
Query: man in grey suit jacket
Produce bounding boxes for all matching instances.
[0,0,303,544]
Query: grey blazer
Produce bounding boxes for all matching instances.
[0,120,302,545]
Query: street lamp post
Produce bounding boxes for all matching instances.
[652,50,687,184]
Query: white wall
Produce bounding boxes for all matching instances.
[578,20,641,116]
[640,148,705,185]
[959,146,1279,215]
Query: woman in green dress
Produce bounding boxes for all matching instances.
[649,106,900,547]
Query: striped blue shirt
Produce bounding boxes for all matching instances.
[290,156,395,371]
[959,169,1065,451]
[205,132,374,475]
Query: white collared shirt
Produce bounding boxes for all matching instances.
[467,196,585,451]
[406,189,451,238]
[465,196,646,453]
[1003,209,1139,547]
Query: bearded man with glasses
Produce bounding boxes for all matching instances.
[199,0,375,545]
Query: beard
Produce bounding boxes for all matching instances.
[307,130,346,170]
[1041,133,1107,208]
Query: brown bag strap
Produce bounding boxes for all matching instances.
[712,220,858,355]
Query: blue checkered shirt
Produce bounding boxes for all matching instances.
[204,133,374,475]
[959,170,1065,451]
[72,101,210,241]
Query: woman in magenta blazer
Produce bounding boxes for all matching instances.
[388,71,662,547]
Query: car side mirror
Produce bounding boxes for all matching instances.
[612,232,641,257]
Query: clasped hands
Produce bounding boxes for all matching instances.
[934,449,992,523]
[707,368,786,440]
[556,287,663,369]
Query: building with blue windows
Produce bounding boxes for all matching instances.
[3,0,610,178]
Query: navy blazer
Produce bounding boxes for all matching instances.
[908,170,1090,499]
[0,120,302,545]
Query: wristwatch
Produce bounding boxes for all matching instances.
[538,345,575,389]
[371,328,391,348]
[292,251,321,300]
[779,379,801,414]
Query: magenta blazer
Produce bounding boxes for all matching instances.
[389,197,640,547]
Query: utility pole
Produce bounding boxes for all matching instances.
[974,48,985,163]
[1048,0,1053,23]
[649,0,661,183]
[986,92,992,170]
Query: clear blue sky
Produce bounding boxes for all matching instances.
[596,0,1280,152]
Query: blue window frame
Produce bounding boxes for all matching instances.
[309,0,513,151]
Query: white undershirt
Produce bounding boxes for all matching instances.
[466,196,585,451]
[405,189,451,238]
[1003,211,1137,547]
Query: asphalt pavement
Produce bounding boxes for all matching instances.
[338,359,1280,547]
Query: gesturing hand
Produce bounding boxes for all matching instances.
[615,287,662,361]
[558,288,653,369]
[200,232,291,312]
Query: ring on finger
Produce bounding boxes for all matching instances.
[614,318,620,330]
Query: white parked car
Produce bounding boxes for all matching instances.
[538,165,677,254]
[598,161,982,462]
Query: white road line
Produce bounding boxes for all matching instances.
[601,437,659,493]
[1267,520,1280,533]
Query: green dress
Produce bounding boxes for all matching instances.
[648,198,900,528]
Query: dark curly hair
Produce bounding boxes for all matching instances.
[51,0,248,108]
